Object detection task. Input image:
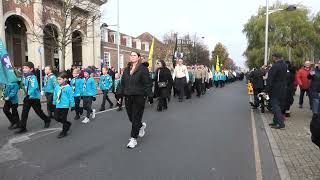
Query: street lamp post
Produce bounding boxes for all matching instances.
[116,0,120,73]
[264,2,297,65]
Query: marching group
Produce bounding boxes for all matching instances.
[248,52,320,148]
[1,51,242,148]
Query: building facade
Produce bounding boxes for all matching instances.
[0,0,106,71]
[100,27,151,71]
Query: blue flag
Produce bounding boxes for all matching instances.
[0,39,19,84]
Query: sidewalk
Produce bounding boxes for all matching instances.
[262,94,320,180]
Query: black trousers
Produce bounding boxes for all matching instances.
[253,88,263,106]
[21,98,50,129]
[74,96,83,116]
[195,79,203,97]
[157,88,168,110]
[202,81,207,94]
[299,89,312,108]
[3,101,20,125]
[175,77,187,100]
[45,93,55,117]
[115,94,123,108]
[125,95,145,138]
[83,96,93,118]
[214,81,219,88]
[54,108,71,132]
[101,90,113,108]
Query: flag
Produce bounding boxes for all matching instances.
[0,39,19,84]
[148,38,155,71]
[172,34,178,68]
[215,55,220,72]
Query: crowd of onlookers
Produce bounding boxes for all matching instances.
[247,52,320,148]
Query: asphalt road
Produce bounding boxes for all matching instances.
[0,81,280,180]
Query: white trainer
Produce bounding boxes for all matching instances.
[91,109,96,119]
[127,138,137,148]
[82,117,90,124]
[139,122,147,137]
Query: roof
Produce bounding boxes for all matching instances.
[137,32,164,45]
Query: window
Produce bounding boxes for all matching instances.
[103,52,110,67]
[126,37,132,48]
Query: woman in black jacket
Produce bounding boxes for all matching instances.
[120,51,153,149]
[154,60,173,112]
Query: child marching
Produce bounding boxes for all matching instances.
[16,62,51,134]
[53,72,75,138]
[43,65,57,119]
[70,68,84,120]
[114,73,123,111]
[99,67,113,111]
[3,81,20,130]
[82,68,97,124]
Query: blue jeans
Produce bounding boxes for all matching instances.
[270,98,285,127]
[311,92,320,114]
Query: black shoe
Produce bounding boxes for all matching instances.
[110,104,114,108]
[269,123,276,126]
[11,123,19,130]
[15,128,27,134]
[178,99,183,102]
[163,106,168,110]
[285,113,291,117]
[44,121,51,128]
[99,107,105,111]
[271,125,285,130]
[8,123,16,130]
[117,107,122,111]
[57,131,68,138]
[74,115,80,120]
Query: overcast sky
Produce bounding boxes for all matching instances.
[101,0,320,67]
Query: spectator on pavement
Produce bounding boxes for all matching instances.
[296,61,312,109]
[266,53,287,130]
[249,67,265,109]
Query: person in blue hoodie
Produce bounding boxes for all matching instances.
[70,68,84,120]
[3,81,20,130]
[113,73,123,111]
[81,68,97,124]
[42,65,57,119]
[53,72,75,138]
[99,67,113,111]
[16,62,50,134]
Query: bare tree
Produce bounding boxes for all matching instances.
[27,0,105,70]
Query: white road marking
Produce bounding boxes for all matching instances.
[250,95,264,180]
[0,128,61,163]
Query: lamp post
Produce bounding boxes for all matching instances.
[103,0,120,73]
[264,2,297,65]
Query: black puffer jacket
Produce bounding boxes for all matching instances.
[121,64,153,97]
[266,60,287,98]
[308,67,320,93]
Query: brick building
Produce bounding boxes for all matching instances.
[0,0,106,70]
[100,27,149,71]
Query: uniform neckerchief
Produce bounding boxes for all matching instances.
[44,73,53,86]
[71,76,79,91]
[102,74,107,87]
[83,77,89,91]
[57,83,68,103]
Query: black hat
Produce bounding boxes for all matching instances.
[272,52,283,58]
[23,62,34,69]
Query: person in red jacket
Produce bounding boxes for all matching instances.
[296,61,312,109]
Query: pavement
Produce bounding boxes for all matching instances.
[0,81,281,180]
[254,90,320,180]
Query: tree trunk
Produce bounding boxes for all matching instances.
[61,46,66,71]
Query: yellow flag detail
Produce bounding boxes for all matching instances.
[148,38,155,71]
[215,55,220,72]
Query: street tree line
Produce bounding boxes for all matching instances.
[243,2,320,69]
